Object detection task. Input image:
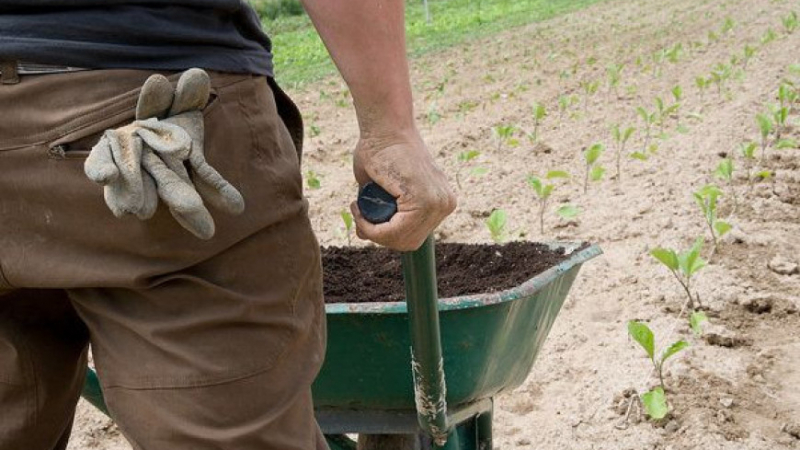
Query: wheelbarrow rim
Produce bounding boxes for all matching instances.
[324,241,602,315]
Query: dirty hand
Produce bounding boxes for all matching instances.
[84,68,244,239]
[350,128,456,252]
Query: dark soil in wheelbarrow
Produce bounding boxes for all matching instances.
[321,242,584,303]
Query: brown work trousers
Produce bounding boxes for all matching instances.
[0,69,328,450]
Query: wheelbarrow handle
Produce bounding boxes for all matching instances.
[358,183,453,447]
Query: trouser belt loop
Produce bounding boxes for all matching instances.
[0,60,20,85]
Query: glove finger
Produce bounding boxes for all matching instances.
[170,207,216,240]
[189,150,245,215]
[138,171,159,220]
[136,74,174,120]
[164,111,204,146]
[135,118,192,158]
[84,133,119,184]
[105,131,146,217]
[141,149,215,239]
[141,149,204,213]
[158,151,192,184]
[169,68,210,116]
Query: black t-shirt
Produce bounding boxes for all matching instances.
[0,1,274,76]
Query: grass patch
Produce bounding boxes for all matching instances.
[265,0,607,87]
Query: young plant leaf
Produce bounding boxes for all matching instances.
[755,170,773,180]
[546,170,571,179]
[776,138,798,150]
[690,311,709,336]
[642,387,668,420]
[470,167,489,176]
[651,248,679,271]
[340,210,354,231]
[486,209,507,243]
[630,151,649,161]
[306,170,321,189]
[556,204,580,219]
[458,150,481,162]
[679,237,707,277]
[714,220,732,237]
[661,340,689,363]
[585,143,604,165]
[590,165,606,181]
[714,159,733,181]
[628,321,655,360]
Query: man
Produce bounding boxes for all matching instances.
[0,1,456,449]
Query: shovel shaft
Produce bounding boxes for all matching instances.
[402,236,449,446]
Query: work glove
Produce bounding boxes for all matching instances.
[84,68,245,239]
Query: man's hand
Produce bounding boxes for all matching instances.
[350,128,456,251]
[300,0,457,250]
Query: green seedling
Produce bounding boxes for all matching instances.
[762,28,777,44]
[531,102,547,142]
[558,95,570,123]
[690,311,709,336]
[340,211,354,246]
[778,83,797,109]
[756,113,773,161]
[455,150,487,189]
[783,11,798,34]
[426,104,442,126]
[694,184,732,252]
[607,63,624,97]
[671,85,683,125]
[651,49,666,78]
[742,44,756,68]
[651,237,707,310]
[695,76,709,102]
[768,103,789,141]
[582,80,600,112]
[665,43,683,64]
[627,320,689,419]
[710,63,731,96]
[493,124,518,150]
[305,170,321,190]
[557,94,578,123]
[637,106,658,152]
[714,158,737,215]
[612,124,635,181]
[527,170,571,234]
[739,141,772,190]
[583,143,605,193]
[486,209,507,243]
[654,97,679,134]
[721,17,735,35]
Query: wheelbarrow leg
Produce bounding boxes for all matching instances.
[476,408,492,450]
[357,431,460,450]
[357,434,423,450]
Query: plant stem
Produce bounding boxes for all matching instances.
[539,198,547,234]
[584,165,589,193]
[671,269,695,310]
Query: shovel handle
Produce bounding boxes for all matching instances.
[358,183,450,446]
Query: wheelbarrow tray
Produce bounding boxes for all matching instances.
[313,242,601,411]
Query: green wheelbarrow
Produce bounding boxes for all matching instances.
[82,184,601,449]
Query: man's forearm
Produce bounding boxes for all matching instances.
[299,0,415,138]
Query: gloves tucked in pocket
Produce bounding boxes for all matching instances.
[84,68,245,240]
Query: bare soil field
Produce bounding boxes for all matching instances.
[70,0,800,448]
